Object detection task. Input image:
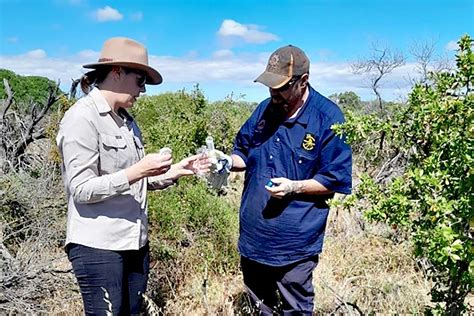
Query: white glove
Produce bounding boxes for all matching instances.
[208,150,232,174]
[207,150,232,190]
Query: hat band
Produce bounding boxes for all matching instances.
[98,58,114,62]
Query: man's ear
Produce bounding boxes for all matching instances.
[300,73,309,88]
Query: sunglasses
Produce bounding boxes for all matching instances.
[273,76,301,93]
[122,67,147,88]
[135,73,146,89]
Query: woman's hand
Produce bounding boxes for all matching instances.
[126,153,172,185]
[166,153,211,180]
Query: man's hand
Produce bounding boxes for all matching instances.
[265,177,303,199]
[205,150,232,190]
[209,150,232,174]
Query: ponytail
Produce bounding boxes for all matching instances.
[80,67,112,94]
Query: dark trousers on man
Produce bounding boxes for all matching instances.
[241,255,319,315]
[67,243,149,316]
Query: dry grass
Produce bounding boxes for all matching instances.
[2,165,433,315]
[159,271,246,315]
[314,209,432,314]
[149,205,432,315]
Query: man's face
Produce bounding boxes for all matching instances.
[269,75,307,112]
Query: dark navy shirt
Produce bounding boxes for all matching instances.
[232,86,352,266]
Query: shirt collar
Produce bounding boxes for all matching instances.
[285,85,315,126]
[118,107,134,123]
[89,87,113,114]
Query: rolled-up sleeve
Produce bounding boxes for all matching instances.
[232,120,253,163]
[57,110,130,204]
[147,174,176,190]
[313,112,352,195]
[232,104,262,163]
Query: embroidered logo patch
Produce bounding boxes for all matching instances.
[257,119,266,131]
[268,54,280,71]
[302,133,316,151]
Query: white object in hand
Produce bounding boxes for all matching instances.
[205,136,218,165]
[205,136,215,152]
[206,149,232,190]
[159,147,172,155]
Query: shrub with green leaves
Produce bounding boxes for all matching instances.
[334,35,473,314]
[0,68,58,109]
[130,86,254,297]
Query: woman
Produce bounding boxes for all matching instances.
[57,37,209,315]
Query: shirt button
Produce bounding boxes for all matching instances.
[270,155,273,159]
[298,160,302,164]
[276,138,280,142]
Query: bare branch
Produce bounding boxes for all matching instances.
[1,79,14,121]
[410,40,436,83]
[352,43,406,113]
[0,79,63,170]
[69,78,80,100]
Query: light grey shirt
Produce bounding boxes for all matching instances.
[57,88,172,251]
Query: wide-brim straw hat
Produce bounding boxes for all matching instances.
[83,37,162,85]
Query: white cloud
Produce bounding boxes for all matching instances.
[94,6,123,22]
[445,40,458,51]
[184,50,199,59]
[0,48,420,102]
[213,49,234,59]
[130,12,143,21]
[316,49,334,61]
[217,19,279,44]
[25,49,47,59]
[77,49,99,59]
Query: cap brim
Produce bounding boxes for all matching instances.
[254,71,291,89]
[83,61,163,85]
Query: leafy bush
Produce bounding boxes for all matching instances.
[0,69,58,110]
[334,34,473,314]
[131,86,254,303]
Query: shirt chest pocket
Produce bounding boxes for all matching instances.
[292,148,318,180]
[99,134,128,174]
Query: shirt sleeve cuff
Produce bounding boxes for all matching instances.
[111,170,131,192]
[147,175,177,190]
[231,150,247,165]
[313,174,352,195]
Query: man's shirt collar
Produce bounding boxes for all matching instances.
[285,85,315,127]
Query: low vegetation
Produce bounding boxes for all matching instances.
[0,35,471,315]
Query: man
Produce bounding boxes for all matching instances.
[212,45,352,314]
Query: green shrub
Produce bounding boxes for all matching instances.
[0,68,59,111]
[334,34,473,314]
[131,86,254,296]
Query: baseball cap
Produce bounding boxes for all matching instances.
[254,45,310,89]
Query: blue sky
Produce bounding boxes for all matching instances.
[0,0,472,103]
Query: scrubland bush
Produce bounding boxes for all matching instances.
[129,87,254,309]
[2,35,471,314]
[334,34,473,314]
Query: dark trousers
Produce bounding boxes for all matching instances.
[241,255,319,315]
[67,243,149,316]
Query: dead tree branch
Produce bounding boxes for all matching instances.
[352,43,405,113]
[0,79,62,170]
[1,79,14,121]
